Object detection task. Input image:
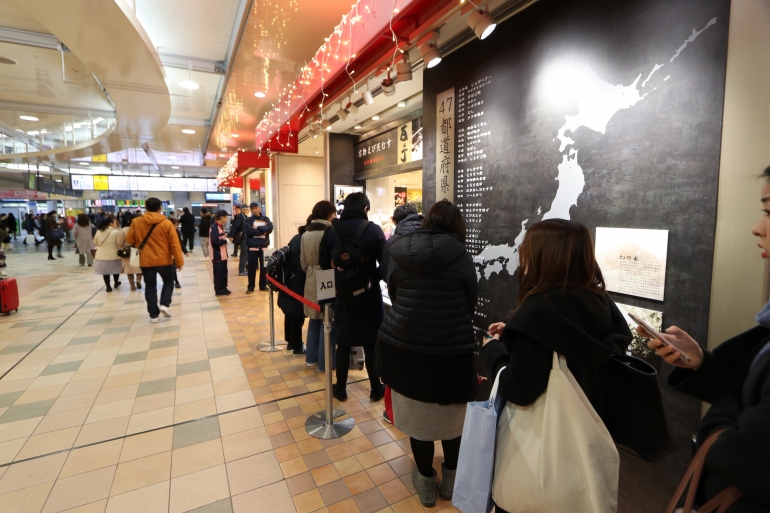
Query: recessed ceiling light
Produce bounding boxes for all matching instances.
[0,57,17,65]
[397,101,407,108]
[179,80,199,90]
[79,162,89,166]
[254,91,266,98]
[19,115,38,121]
[354,125,362,129]
[219,153,226,157]
[372,115,380,121]
[314,151,320,154]
[169,156,177,160]
[171,166,180,169]
[182,129,196,134]
[231,133,239,138]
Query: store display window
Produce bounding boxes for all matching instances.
[365,170,423,239]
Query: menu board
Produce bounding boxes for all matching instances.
[93,175,109,190]
[108,176,130,191]
[595,228,669,301]
[72,175,94,190]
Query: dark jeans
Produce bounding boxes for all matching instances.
[336,345,379,392]
[410,437,462,477]
[181,231,194,252]
[141,265,175,318]
[284,315,305,350]
[213,260,228,294]
[238,240,248,273]
[47,240,62,257]
[247,249,266,290]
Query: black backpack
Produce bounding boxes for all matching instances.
[329,219,373,304]
[265,245,291,291]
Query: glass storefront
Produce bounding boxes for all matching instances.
[365,170,423,239]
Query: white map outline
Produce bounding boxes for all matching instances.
[473,17,718,281]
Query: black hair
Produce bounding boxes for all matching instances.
[200,207,208,214]
[392,204,418,225]
[763,165,770,180]
[97,214,116,231]
[343,192,370,212]
[183,207,190,213]
[145,197,162,212]
[422,200,466,241]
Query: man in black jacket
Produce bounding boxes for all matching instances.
[244,202,273,293]
[179,207,196,253]
[228,204,249,275]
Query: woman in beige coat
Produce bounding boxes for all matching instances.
[300,200,336,370]
[72,214,95,267]
[93,215,124,292]
[121,220,143,291]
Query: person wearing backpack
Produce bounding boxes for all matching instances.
[277,222,307,356]
[244,202,273,294]
[322,192,387,403]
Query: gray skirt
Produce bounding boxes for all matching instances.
[391,390,466,441]
[93,259,123,275]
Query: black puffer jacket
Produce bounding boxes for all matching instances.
[382,213,424,271]
[277,233,306,319]
[377,228,477,404]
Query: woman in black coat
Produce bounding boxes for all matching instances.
[377,200,477,507]
[482,219,632,513]
[277,221,307,356]
[643,166,770,512]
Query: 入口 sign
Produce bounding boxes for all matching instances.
[316,269,336,301]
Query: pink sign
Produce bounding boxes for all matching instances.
[0,189,47,200]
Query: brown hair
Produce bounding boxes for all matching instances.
[76,213,90,227]
[421,200,466,241]
[517,219,605,305]
[311,200,336,221]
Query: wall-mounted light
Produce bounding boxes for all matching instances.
[420,36,442,69]
[362,80,374,105]
[345,96,358,115]
[396,55,412,82]
[336,104,349,121]
[468,8,496,40]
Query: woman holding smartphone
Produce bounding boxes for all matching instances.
[482,219,632,513]
[643,166,770,512]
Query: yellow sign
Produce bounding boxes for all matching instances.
[92,154,107,162]
[93,175,109,190]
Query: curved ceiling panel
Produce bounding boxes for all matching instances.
[0,0,170,161]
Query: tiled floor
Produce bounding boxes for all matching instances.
[0,239,459,513]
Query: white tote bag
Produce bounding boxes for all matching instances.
[128,247,141,269]
[492,352,619,513]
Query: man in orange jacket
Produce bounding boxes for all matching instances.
[127,197,185,323]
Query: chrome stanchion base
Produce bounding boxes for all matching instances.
[305,410,354,439]
[257,341,287,352]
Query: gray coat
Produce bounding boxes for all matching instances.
[72,223,95,254]
[300,220,331,320]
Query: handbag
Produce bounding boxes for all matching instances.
[493,352,619,513]
[603,353,677,461]
[117,247,131,258]
[452,367,506,513]
[666,429,742,513]
[130,223,157,268]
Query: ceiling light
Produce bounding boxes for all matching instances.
[419,40,442,68]
[381,76,396,97]
[182,129,196,134]
[79,162,89,166]
[354,125,362,129]
[19,115,38,121]
[219,153,227,157]
[345,99,358,115]
[169,156,177,160]
[397,101,407,108]
[322,119,332,131]
[336,106,348,121]
[363,81,374,105]
[179,80,199,90]
[372,115,380,121]
[231,133,239,138]
[314,151,320,154]
[396,56,412,82]
[171,166,180,169]
[468,9,497,40]
[255,91,266,98]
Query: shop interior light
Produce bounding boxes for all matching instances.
[468,9,497,40]
[322,118,332,131]
[396,56,412,82]
[354,125,362,129]
[345,96,358,115]
[254,91,266,98]
[372,115,380,121]
[336,105,349,121]
[381,75,396,97]
[79,162,89,165]
[19,115,38,121]
[397,101,407,108]
[362,81,375,105]
[171,166,180,169]
[231,133,239,138]
[182,129,196,134]
[179,80,200,90]
[420,40,442,68]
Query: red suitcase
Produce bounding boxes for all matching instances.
[0,278,19,315]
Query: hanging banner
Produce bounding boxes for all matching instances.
[436,87,455,202]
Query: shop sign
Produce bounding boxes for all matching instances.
[98,191,147,200]
[316,269,336,301]
[0,189,47,200]
[354,128,398,174]
[436,87,456,202]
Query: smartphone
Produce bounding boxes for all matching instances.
[628,313,691,363]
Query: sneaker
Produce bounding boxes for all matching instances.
[292,347,306,356]
[175,283,181,289]
[199,258,207,262]
[332,384,348,403]
[159,305,172,317]
[259,288,269,292]
[306,362,318,367]
[370,384,386,402]
[150,317,159,323]
[238,271,248,276]
[383,410,393,425]
[246,288,254,294]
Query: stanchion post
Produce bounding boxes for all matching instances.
[257,287,287,352]
[305,303,355,439]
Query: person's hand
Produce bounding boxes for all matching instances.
[228,238,233,242]
[488,322,506,338]
[177,266,183,273]
[641,326,704,370]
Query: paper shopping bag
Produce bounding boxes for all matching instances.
[452,367,505,513]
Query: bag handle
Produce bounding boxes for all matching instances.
[137,223,158,250]
[665,429,742,513]
[488,366,506,405]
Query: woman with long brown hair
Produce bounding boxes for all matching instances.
[482,219,632,513]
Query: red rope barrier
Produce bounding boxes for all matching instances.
[266,275,322,312]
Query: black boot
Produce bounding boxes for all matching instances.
[332,384,347,402]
